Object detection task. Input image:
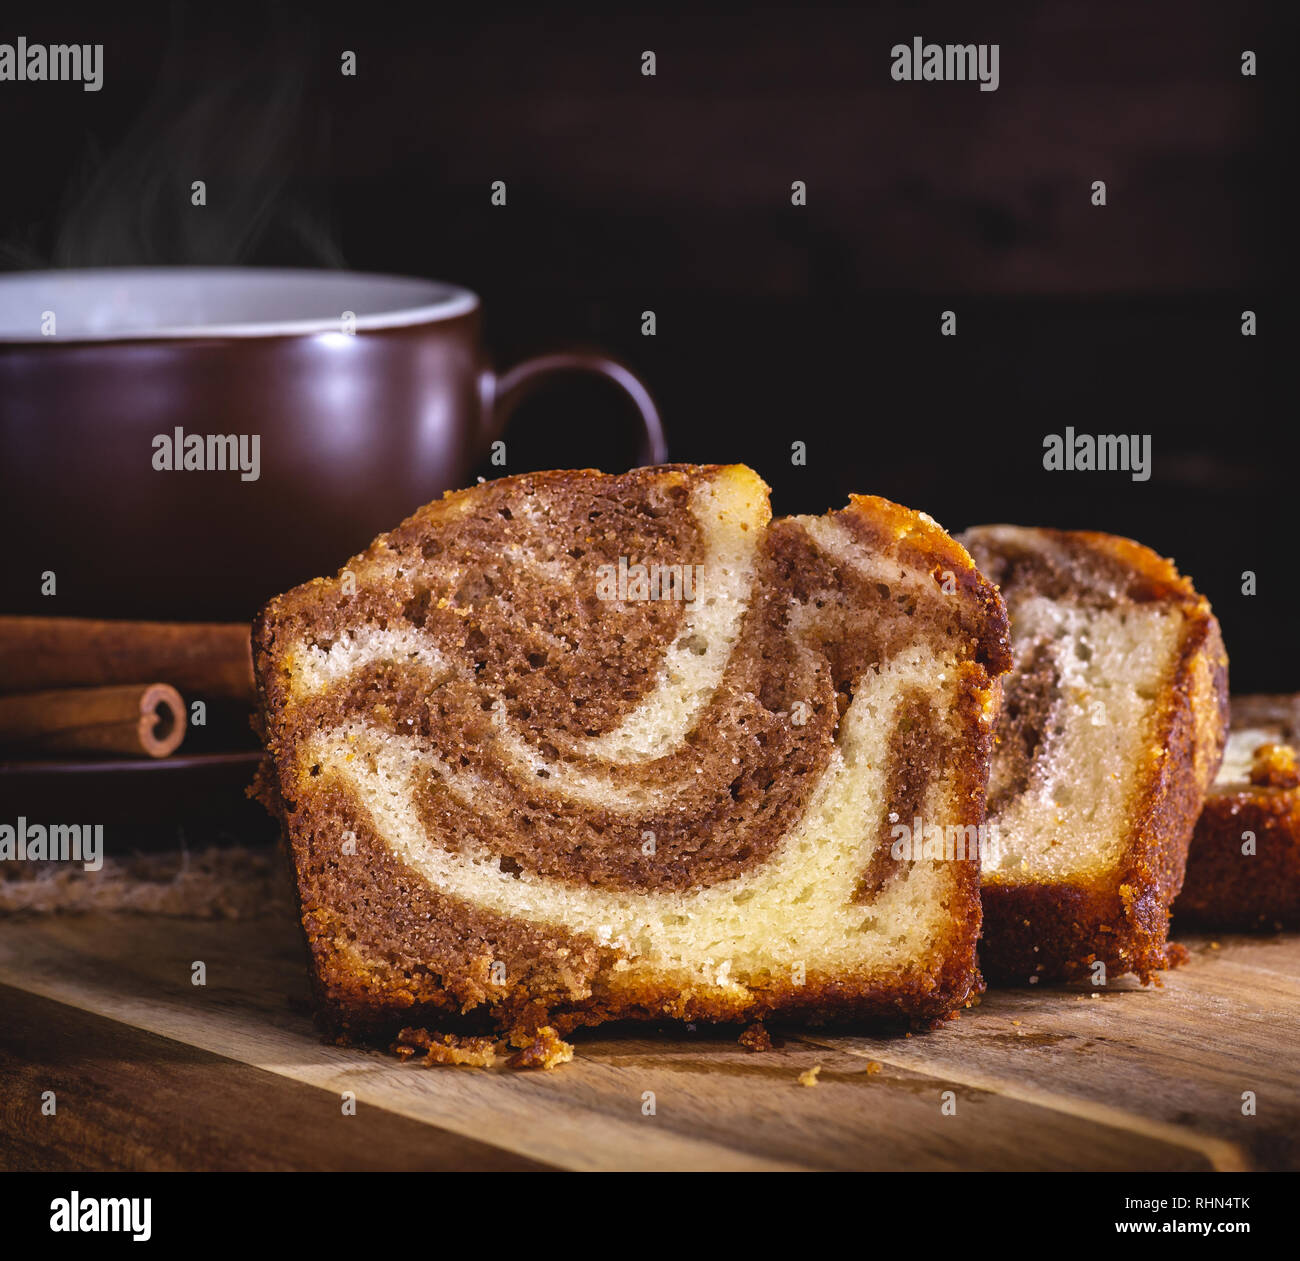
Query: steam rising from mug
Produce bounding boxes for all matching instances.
[6,14,343,271]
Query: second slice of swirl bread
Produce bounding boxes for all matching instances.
[1178,695,1300,930]
[254,465,1010,1048]
[959,526,1228,984]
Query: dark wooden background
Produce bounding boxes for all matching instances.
[1,0,1295,689]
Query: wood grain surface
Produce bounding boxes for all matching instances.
[0,913,1296,1172]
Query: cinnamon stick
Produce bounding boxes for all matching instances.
[0,617,255,703]
[0,683,187,758]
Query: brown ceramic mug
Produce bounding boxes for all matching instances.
[0,267,667,621]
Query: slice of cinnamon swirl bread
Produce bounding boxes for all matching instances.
[254,465,1009,1056]
[1178,694,1300,930]
[959,526,1228,984]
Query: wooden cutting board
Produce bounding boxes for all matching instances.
[1,911,1297,1172]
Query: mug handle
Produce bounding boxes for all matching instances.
[482,349,669,466]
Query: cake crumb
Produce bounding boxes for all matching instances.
[797,1065,822,1087]
[866,1061,882,1075]
[394,1027,499,1068]
[390,1023,575,1071]
[507,1025,575,1070]
[1251,742,1299,789]
[738,1022,773,1052]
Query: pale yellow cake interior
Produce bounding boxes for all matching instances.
[982,576,1186,886]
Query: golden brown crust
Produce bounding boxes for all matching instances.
[254,467,1008,1047]
[1179,792,1300,930]
[965,526,1228,984]
[840,497,1013,679]
[1178,695,1300,930]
